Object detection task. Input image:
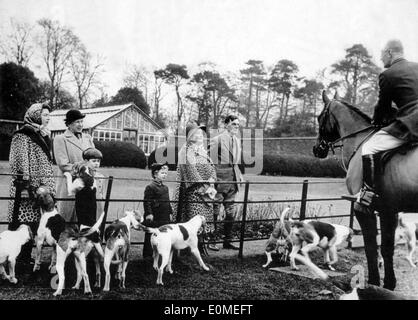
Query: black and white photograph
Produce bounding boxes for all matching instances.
[1,0,418,305]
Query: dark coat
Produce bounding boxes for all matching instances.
[373,58,418,141]
[143,181,172,227]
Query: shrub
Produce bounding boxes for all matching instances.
[261,154,345,178]
[148,146,179,171]
[93,140,147,168]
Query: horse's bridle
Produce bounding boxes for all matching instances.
[317,100,377,171]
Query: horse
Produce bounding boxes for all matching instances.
[313,91,418,291]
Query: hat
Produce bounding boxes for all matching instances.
[82,148,103,160]
[65,109,85,126]
[150,162,168,177]
[185,121,206,140]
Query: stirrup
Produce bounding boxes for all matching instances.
[356,188,378,208]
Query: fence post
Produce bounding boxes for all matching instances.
[238,181,250,259]
[348,201,355,249]
[100,176,114,239]
[299,179,309,220]
[10,173,24,231]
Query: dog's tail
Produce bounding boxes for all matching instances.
[280,206,292,224]
[144,226,160,235]
[80,211,106,237]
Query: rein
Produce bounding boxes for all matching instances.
[321,101,378,172]
[330,127,376,173]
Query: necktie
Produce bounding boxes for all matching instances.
[230,136,234,163]
[75,132,82,139]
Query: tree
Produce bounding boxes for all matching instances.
[239,60,265,127]
[0,62,41,120]
[38,80,76,110]
[109,87,151,115]
[269,111,317,137]
[331,44,381,110]
[70,44,103,108]
[123,64,153,105]
[269,59,299,126]
[155,64,190,128]
[0,18,34,66]
[188,70,237,128]
[37,18,80,109]
[293,79,324,131]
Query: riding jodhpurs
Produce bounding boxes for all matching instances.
[362,130,405,155]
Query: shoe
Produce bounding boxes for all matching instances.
[208,244,219,251]
[223,242,239,250]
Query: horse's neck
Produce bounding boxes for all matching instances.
[333,105,371,162]
[342,130,373,162]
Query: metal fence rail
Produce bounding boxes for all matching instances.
[1,174,354,258]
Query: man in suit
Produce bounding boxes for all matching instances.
[357,39,418,211]
[208,115,243,250]
[53,109,95,222]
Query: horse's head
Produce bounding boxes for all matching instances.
[313,91,341,158]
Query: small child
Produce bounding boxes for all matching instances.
[74,147,104,230]
[64,147,105,259]
[143,163,172,258]
[84,148,105,218]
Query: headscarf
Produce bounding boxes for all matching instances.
[15,103,52,160]
[23,103,51,137]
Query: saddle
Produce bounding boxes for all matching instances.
[346,141,418,196]
[380,141,418,165]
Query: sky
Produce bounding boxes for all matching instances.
[1,0,418,106]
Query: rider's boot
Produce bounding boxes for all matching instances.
[354,154,381,213]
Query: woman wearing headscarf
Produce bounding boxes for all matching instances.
[172,121,217,253]
[7,103,55,265]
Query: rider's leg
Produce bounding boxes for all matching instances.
[357,130,404,208]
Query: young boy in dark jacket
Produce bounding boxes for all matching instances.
[142,163,172,258]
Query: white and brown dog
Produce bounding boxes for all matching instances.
[32,185,105,295]
[0,225,33,284]
[263,207,293,268]
[33,186,103,288]
[53,210,105,296]
[103,210,144,291]
[394,212,418,268]
[288,216,352,280]
[145,215,210,285]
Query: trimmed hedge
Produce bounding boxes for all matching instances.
[93,140,147,168]
[261,154,345,178]
[148,146,179,171]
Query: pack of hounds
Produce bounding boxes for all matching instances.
[0,165,416,299]
[0,164,210,296]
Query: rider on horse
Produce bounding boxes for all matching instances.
[356,39,418,211]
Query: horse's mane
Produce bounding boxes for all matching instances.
[335,99,372,123]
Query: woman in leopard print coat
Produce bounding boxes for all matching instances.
[172,122,217,238]
[7,103,55,264]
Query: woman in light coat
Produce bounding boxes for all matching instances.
[53,109,94,222]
